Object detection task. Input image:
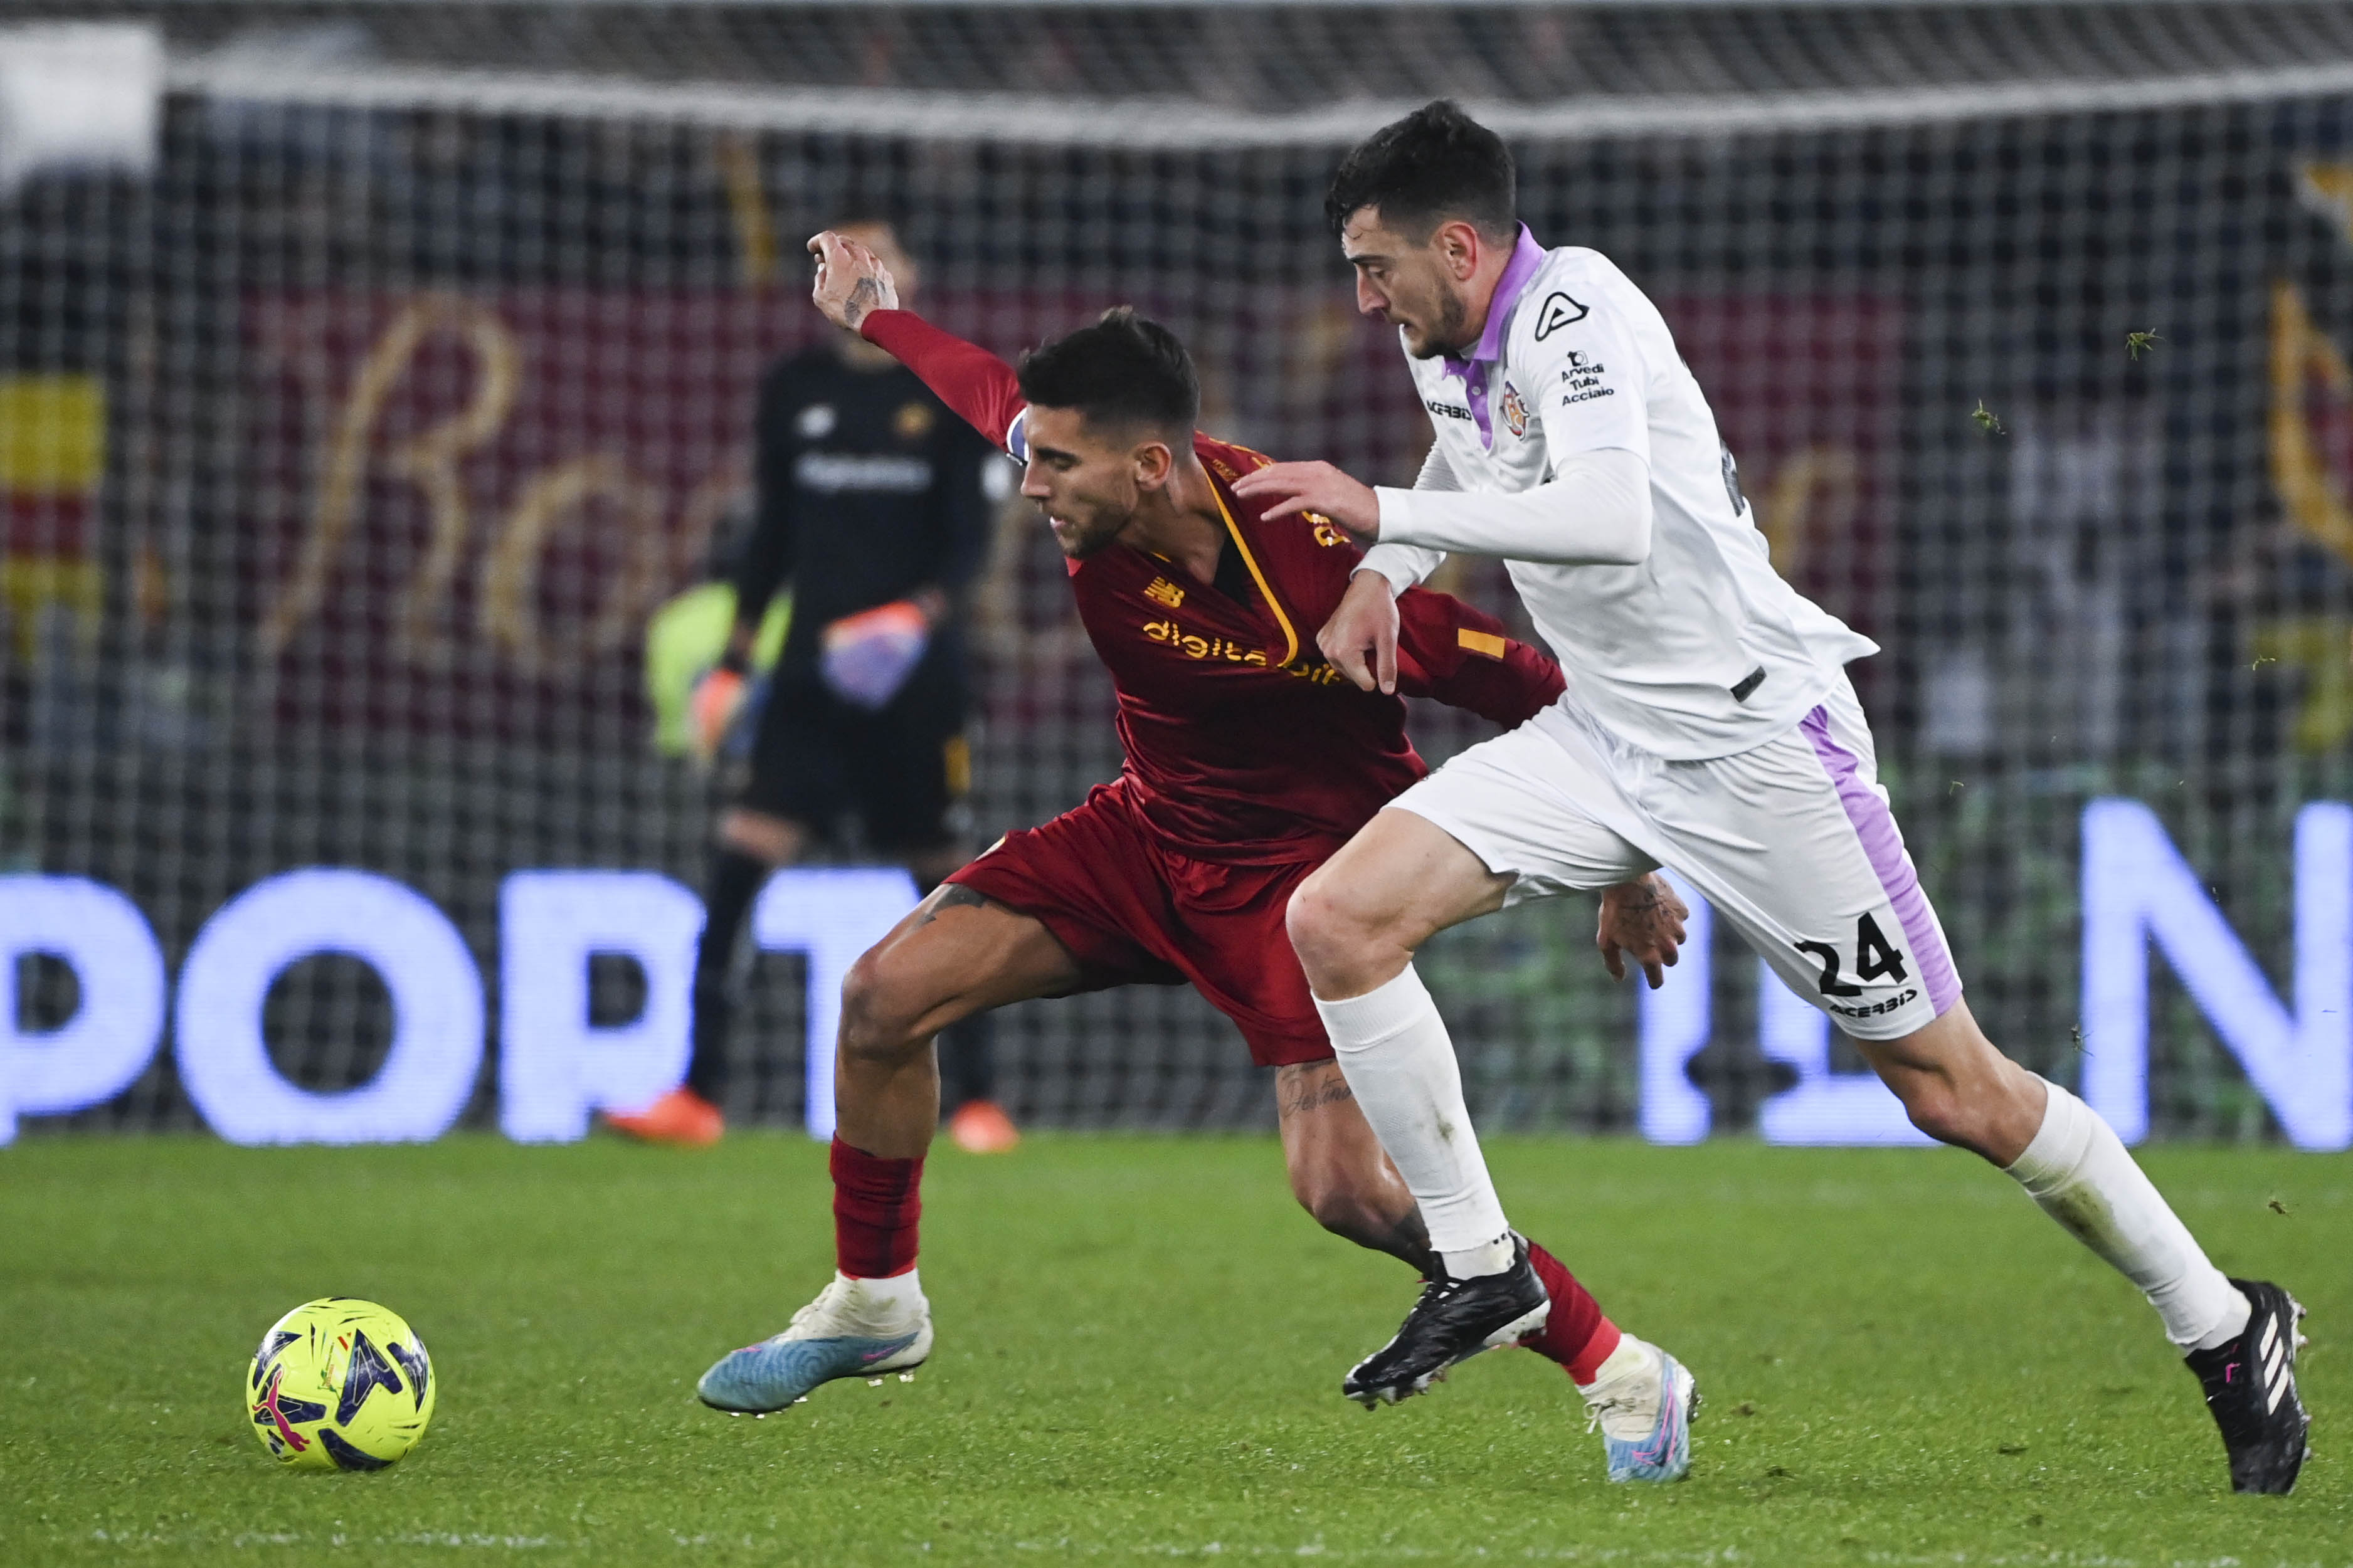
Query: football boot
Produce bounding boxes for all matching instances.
[2185,1277,2310,1494]
[603,1088,722,1148]
[1342,1234,1550,1407]
[1581,1335,1700,1483]
[697,1273,931,1414]
[947,1098,1021,1154]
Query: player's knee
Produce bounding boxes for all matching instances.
[1286,874,1381,979]
[837,948,924,1066]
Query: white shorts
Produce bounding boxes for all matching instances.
[1389,676,1962,1041]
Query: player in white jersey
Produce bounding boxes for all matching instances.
[1232,100,2310,1494]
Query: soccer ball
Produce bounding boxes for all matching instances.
[246,1298,436,1471]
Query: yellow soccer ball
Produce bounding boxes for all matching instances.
[246,1298,436,1471]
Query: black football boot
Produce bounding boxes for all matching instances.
[2183,1277,2311,1495]
[1341,1234,1550,1408]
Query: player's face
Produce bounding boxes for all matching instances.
[1019,406,1167,559]
[1340,207,1473,359]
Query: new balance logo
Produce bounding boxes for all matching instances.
[1532,293,1589,341]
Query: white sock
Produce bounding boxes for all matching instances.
[2004,1078,2249,1352]
[1575,1334,1650,1394]
[1313,964,1513,1275]
[839,1268,924,1325]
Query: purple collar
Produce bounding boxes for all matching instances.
[1442,224,1545,451]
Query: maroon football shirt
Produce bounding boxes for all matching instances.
[860,309,1564,865]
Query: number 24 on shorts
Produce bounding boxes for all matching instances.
[1795,914,1909,997]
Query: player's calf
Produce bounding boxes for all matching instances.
[1856,1009,2044,1164]
[1277,1064,1440,1272]
[1296,1183,1436,1271]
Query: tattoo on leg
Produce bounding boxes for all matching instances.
[916,884,990,925]
[1278,1070,1356,1116]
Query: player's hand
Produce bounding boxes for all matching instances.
[1229,460,1380,538]
[808,229,901,332]
[821,599,931,710]
[687,666,748,762]
[1318,567,1400,695]
[1597,873,1688,990]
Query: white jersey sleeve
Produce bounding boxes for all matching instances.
[1375,448,1652,566]
[1355,445,1456,596]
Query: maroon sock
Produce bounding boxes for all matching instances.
[831,1137,923,1278]
[1521,1238,1621,1384]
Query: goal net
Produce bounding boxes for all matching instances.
[11,0,2353,1142]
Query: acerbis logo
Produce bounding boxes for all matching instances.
[1532,293,1589,341]
[1423,397,1473,422]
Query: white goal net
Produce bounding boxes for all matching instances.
[10,1,2353,1143]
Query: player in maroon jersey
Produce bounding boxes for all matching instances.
[694,234,1693,1462]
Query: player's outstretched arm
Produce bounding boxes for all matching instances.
[806,229,1029,454]
[1388,580,1563,725]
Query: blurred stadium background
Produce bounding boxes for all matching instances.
[9,0,2353,1139]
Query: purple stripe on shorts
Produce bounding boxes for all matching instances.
[1799,707,1962,1016]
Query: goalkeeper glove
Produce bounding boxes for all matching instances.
[687,656,750,762]
[820,599,930,711]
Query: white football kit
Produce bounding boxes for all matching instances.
[1358,229,1957,1039]
[1311,229,2250,1374]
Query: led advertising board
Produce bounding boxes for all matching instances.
[4,804,2348,1147]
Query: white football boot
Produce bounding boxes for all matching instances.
[697,1272,933,1414]
[1579,1334,1700,1482]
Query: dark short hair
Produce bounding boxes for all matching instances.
[1016,307,1200,438]
[1325,100,1516,243]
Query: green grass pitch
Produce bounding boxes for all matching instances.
[2,1133,2346,1565]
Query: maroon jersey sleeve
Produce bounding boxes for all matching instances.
[1392,585,1565,727]
[860,308,1028,453]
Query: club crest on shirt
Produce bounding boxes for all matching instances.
[894,401,936,441]
[1531,292,1589,341]
[1499,381,1529,439]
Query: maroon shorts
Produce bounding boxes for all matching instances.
[945,783,1332,1067]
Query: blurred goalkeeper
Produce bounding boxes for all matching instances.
[607,216,1016,1154]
